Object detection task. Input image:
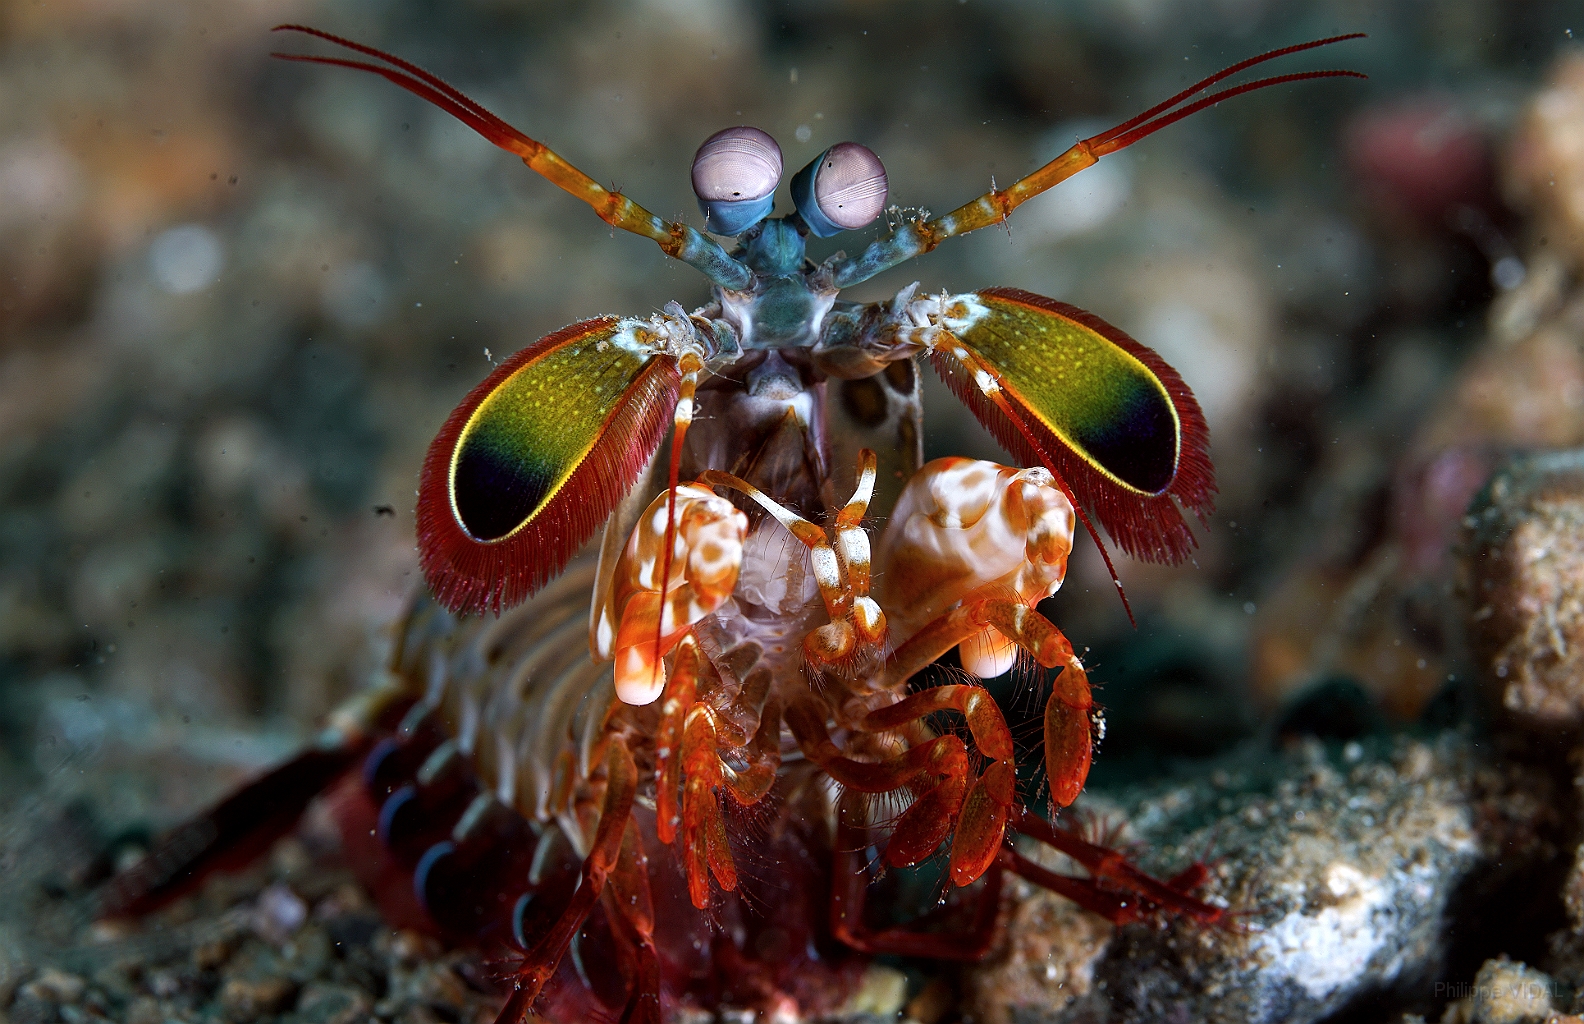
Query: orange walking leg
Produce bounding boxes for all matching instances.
[1005,806,1225,926]
[655,640,781,909]
[863,683,1018,885]
[829,790,1003,959]
[786,699,970,869]
[882,597,1096,807]
[679,704,737,908]
[653,637,702,845]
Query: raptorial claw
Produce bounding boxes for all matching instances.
[873,458,1074,680]
[595,484,748,705]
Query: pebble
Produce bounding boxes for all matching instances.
[1440,957,1561,1024]
[19,967,86,1004]
[1463,450,1584,726]
[218,972,297,1021]
[293,982,374,1024]
[253,882,309,945]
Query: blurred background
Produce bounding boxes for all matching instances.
[2,0,1582,841]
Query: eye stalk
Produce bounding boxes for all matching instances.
[691,126,783,236]
[790,142,888,237]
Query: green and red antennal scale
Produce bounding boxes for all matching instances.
[416,318,683,615]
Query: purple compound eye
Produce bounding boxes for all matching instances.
[791,142,888,237]
[691,126,782,234]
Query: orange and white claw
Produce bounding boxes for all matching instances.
[596,484,748,705]
[851,595,886,645]
[873,458,1076,675]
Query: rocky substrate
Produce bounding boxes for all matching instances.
[0,729,1561,1024]
[963,733,1558,1024]
[0,818,503,1024]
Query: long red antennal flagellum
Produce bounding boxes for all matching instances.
[830,32,1366,290]
[1065,484,1136,628]
[1091,32,1367,150]
[1092,69,1368,156]
[270,26,755,290]
[271,26,531,153]
[826,33,1363,621]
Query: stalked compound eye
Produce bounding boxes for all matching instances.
[691,126,782,235]
[790,141,888,237]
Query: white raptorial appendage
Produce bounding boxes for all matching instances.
[698,449,887,666]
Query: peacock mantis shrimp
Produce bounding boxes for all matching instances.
[105,27,1364,1023]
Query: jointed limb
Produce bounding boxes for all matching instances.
[829,790,1003,960]
[701,449,886,666]
[654,637,782,908]
[605,819,661,1024]
[498,741,638,1021]
[271,26,752,289]
[680,704,738,905]
[720,694,781,805]
[829,35,1365,288]
[786,698,975,873]
[881,595,1095,809]
[1006,806,1226,926]
[653,638,701,845]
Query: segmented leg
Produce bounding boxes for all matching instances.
[604,819,661,1024]
[1004,806,1226,926]
[700,449,885,666]
[653,636,782,909]
[680,703,738,907]
[862,684,1017,884]
[653,637,701,846]
[880,593,1095,809]
[720,693,781,806]
[496,740,638,1023]
[829,790,1003,960]
[785,699,970,870]
[1043,648,1096,808]
[594,454,787,910]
